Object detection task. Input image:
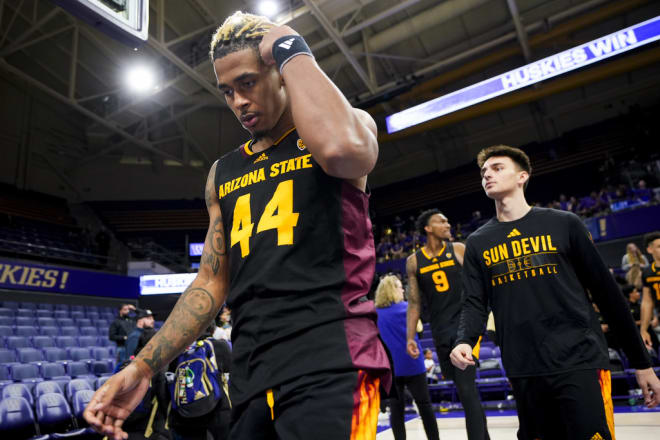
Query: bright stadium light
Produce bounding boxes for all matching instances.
[125,65,156,93]
[258,0,279,18]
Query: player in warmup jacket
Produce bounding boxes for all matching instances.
[451,145,660,440]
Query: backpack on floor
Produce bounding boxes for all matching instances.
[169,338,222,417]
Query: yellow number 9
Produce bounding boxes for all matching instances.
[432,270,449,292]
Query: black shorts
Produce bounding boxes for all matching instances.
[229,369,381,440]
[510,369,614,440]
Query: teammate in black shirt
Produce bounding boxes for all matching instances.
[84,11,390,440]
[641,231,660,351]
[451,145,660,440]
[406,210,489,440]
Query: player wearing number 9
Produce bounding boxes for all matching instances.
[82,10,391,440]
[406,209,490,440]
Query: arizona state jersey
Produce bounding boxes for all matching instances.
[456,207,651,377]
[214,128,390,406]
[642,262,660,313]
[414,242,463,352]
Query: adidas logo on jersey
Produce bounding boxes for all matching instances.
[278,38,296,50]
[507,228,521,238]
[590,433,604,440]
[253,152,268,164]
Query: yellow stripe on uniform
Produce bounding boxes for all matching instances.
[472,336,482,359]
[598,369,615,440]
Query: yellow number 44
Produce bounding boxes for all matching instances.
[230,179,299,258]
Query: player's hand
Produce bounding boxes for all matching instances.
[407,339,420,359]
[634,368,660,408]
[450,343,475,370]
[259,25,300,66]
[640,330,653,349]
[83,363,150,439]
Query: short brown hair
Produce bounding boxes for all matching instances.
[477,145,532,190]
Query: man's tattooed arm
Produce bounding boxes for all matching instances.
[134,160,228,376]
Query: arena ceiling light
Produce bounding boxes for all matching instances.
[124,64,157,93]
[385,15,660,134]
[257,0,279,18]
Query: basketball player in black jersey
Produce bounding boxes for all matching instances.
[451,145,660,440]
[406,210,490,440]
[84,11,390,440]
[641,231,660,351]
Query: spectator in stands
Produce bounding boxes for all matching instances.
[634,179,653,203]
[423,349,438,383]
[558,194,569,211]
[168,323,232,440]
[126,309,155,359]
[213,305,232,341]
[109,304,136,364]
[622,242,649,288]
[375,275,439,440]
[568,196,578,212]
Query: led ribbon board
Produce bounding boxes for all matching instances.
[140,273,197,295]
[386,16,660,134]
[189,242,204,257]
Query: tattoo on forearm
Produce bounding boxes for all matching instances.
[201,216,226,275]
[136,286,217,372]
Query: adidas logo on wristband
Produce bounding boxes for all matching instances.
[278,38,296,50]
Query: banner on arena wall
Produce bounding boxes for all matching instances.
[140,273,197,295]
[386,15,660,133]
[585,204,660,242]
[0,258,138,299]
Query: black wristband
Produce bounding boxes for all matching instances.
[272,35,314,74]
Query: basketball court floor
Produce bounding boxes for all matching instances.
[376,408,660,439]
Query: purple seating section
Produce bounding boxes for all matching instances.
[0,300,116,438]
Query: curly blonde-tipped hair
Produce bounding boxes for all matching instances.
[375,275,404,309]
[209,11,274,62]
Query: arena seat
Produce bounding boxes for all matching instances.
[57,318,74,327]
[90,361,112,376]
[0,397,39,438]
[91,347,110,361]
[478,347,494,360]
[55,336,78,349]
[16,326,39,337]
[36,392,75,434]
[77,336,97,348]
[0,347,17,363]
[53,310,69,319]
[1,301,19,309]
[0,324,13,336]
[39,326,60,336]
[6,335,32,349]
[35,310,53,318]
[17,347,45,364]
[54,304,70,312]
[59,327,79,337]
[0,307,13,317]
[16,316,33,326]
[37,303,54,311]
[37,317,57,327]
[72,389,94,426]
[0,316,12,325]
[65,362,96,385]
[76,318,91,327]
[477,358,505,379]
[492,346,501,358]
[94,376,109,390]
[79,326,98,337]
[43,347,69,363]
[32,336,56,349]
[65,379,93,403]
[67,348,93,363]
[34,381,65,399]
[70,311,85,321]
[10,363,44,391]
[20,302,37,310]
[17,309,35,318]
[2,383,34,406]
